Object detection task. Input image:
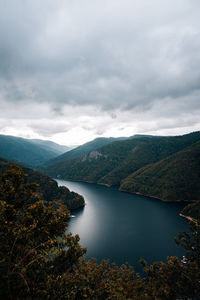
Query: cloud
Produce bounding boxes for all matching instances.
[0,0,200,145]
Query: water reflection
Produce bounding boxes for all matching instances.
[57,179,188,273]
[71,206,85,217]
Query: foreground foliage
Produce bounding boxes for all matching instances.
[0,166,86,299]
[0,158,85,210]
[0,166,200,299]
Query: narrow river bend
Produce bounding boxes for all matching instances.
[57,179,188,273]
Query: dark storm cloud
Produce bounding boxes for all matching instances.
[0,0,200,142]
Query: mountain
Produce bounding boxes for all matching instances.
[120,140,200,201]
[0,158,85,210]
[30,139,72,155]
[0,134,68,167]
[129,134,161,139]
[41,131,200,201]
[43,136,128,166]
[42,131,200,182]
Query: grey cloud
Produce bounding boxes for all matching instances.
[110,113,117,119]
[0,0,200,141]
[29,121,70,137]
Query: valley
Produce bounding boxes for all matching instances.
[41,131,200,202]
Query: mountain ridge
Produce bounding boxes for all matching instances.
[42,136,129,166]
[29,139,72,155]
[120,140,200,201]
[41,131,200,202]
[0,134,70,167]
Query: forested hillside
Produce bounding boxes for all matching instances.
[44,136,128,166]
[120,140,200,201]
[0,158,85,210]
[0,134,66,167]
[1,164,200,299]
[41,131,200,201]
[29,139,71,155]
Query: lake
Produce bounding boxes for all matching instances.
[57,179,188,273]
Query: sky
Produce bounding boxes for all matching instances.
[0,0,200,146]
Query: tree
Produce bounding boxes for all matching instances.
[1,165,200,299]
[0,166,86,299]
[140,212,200,300]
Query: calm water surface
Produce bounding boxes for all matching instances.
[57,179,188,273]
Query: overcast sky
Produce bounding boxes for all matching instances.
[0,0,200,146]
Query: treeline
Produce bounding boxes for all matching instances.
[0,166,200,299]
[0,158,85,210]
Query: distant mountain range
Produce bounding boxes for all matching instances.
[29,139,72,154]
[41,131,200,202]
[0,134,71,167]
[0,158,85,210]
[44,136,128,166]
[1,132,200,202]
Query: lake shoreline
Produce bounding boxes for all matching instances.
[56,177,193,203]
[179,213,197,223]
[56,178,188,273]
[119,188,193,203]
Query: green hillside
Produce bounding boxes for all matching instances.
[0,134,64,167]
[0,158,85,210]
[120,140,200,201]
[1,160,200,300]
[30,139,71,155]
[43,136,128,166]
[42,132,200,194]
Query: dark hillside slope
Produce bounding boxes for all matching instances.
[43,136,127,166]
[42,132,200,188]
[120,140,200,201]
[0,134,60,167]
[181,200,200,219]
[30,139,71,155]
[0,158,85,210]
